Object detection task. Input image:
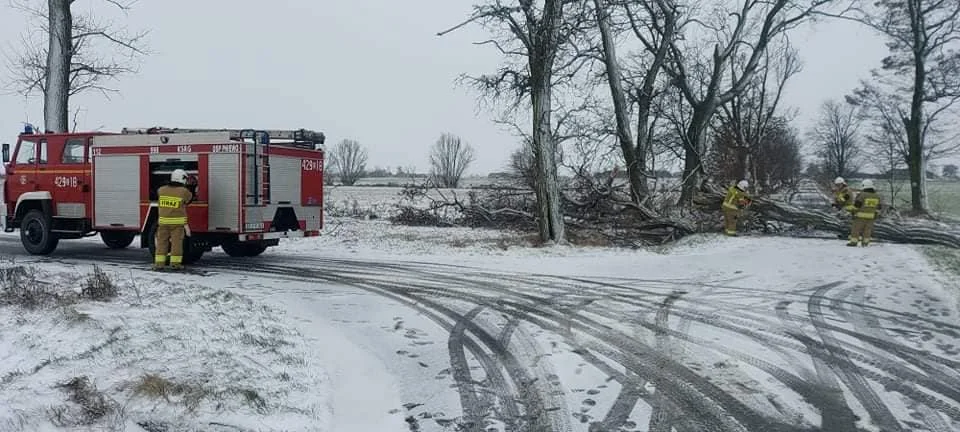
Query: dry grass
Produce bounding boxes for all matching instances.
[0,264,71,309]
[81,265,118,301]
[131,374,268,414]
[1,263,120,308]
[49,376,120,427]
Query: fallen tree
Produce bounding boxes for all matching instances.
[390,180,698,247]
[694,182,960,248]
[387,177,960,248]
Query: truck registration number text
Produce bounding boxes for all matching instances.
[54,176,78,188]
[302,159,322,171]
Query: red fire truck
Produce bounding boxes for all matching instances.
[1,125,325,264]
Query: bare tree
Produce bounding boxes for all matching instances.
[429,133,476,188]
[591,0,678,206]
[831,0,960,213]
[4,0,148,132]
[808,99,863,179]
[661,0,834,205]
[328,139,368,186]
[713,35,802,188]
[509,137,537,190]
[438,0,592,244]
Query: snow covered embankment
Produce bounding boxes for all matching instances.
[0,260,331,432]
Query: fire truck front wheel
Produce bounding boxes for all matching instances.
[20,209,59,255]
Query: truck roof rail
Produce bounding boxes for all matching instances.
[120,127,326,146]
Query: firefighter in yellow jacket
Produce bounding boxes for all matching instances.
[847,179,882,247]
[722,180,752,236]
[832,176,857,239]
[154,169,194,269]
[832,177,856,214]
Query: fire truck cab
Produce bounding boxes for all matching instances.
[2,125,325,264]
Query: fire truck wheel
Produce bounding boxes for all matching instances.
[101,231,137,249]
[183,242,205,264]
[221,242,268,257]
[144,223,158,258]
[20,209,59,255]
[245,244,268,257]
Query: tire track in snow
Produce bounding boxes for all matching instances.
[208,260,572,432]
[648,291,684,432]
[774,297,859,432]
[835,285,955,432]
[15,247,960,431]
[806,282,904,431]
[218,260,777,431]
[447,305,493,431]
[474,273,960,428]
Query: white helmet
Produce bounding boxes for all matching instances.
[861,179,874,189]
[834,176,845,185]
[171,168,188,184]
[737,180,749,189]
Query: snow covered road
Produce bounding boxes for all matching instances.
[2,233,960,431]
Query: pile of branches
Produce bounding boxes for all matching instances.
[390,175,698,247]
[390,183,536,230]
[694,181,960,248]
[560,174,697,246]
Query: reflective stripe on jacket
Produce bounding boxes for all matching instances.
[853,190,882,220]
[157,183,194,226]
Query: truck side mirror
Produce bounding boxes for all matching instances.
[2,143,9,163]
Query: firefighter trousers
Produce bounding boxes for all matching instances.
[155,224,186,267]
[722,208,739,236]
[848,217,875,246]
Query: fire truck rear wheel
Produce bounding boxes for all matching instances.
[221,242,268,257]
[101,231,137,249]
[20,209,59,255]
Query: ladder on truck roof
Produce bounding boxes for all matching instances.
[120,127,326,148]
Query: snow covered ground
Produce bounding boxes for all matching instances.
[2,211,960,431]
[0,256,331,432]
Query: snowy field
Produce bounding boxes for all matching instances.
[2,195,960,430]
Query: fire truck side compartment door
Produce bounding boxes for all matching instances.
[93,155,140,228]
[207,153,240,232]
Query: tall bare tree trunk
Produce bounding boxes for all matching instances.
[903,0,928,214]
[594,0,646,203]
[529,0,566,244]
[45,0,71,133]
[531,75,565,243]
[635,106,649,196]
[679,110,710,205]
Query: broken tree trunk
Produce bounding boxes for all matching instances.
[694,183,960,248]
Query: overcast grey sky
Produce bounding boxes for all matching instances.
[0,0,900,175]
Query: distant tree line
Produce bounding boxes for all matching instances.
[324,133,476,187]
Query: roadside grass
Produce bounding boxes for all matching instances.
[919,245,960,312]
[921,245,960,277]
[863,179,960,219]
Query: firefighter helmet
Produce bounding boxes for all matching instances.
[834,176,845,185]
[171,169,188,184]
[861,179,874,189]
[737,180,749,189]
